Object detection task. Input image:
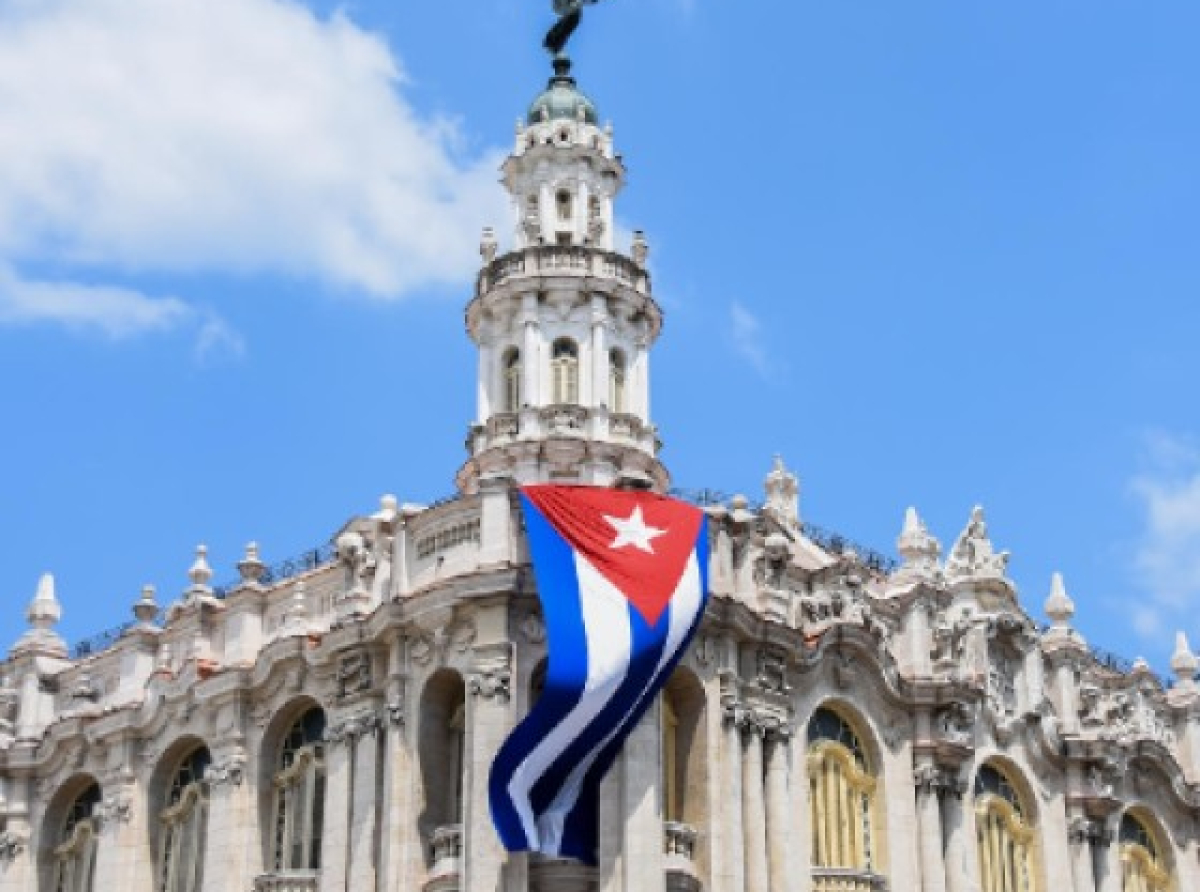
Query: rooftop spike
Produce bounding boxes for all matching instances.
[896,507,941,576]
[11,573,66,657]
[1171,632,1198,684]
[1044,572,1075,628]
[133,584,160,628]
[185,545,214,602]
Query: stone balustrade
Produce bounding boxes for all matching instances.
[423,824,463,892]
[664,822,701,892]
[811,867,889,892]
[252,871,319,892]
[477,247,650,296]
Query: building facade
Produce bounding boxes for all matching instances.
[2,55,1200,892]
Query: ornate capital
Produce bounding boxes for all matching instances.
[207,753,247,788]
[913,763,966,799]
[94,789,134,829]
[468,644,513,703]
[336,650,373,700]
[0,831,26,864]
[326,710,382,747]
[1068,816,1108,847]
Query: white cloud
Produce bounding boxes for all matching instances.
[729,301,772,378]
[0,0,508,339]
[0,265,190,337]
[1129,432,1200,640]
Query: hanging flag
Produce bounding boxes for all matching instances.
[489,485,709,866]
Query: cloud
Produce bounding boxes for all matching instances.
[729,301,772,378]
[0,265,190,337]
[0,0,508,339]
[1128,431,1200,640]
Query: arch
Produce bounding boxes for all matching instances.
[972,760,1040,892]
[661,667,707,827]
[502,348,522,413]
[550,338,579,405]
[805,703,885,890]
[1119,807,1174,892]
[41,776,101,892]
[608,348,627,414]
[418,670,467,863]
[262,703,327,875]
[555,188,573,223]
[153,743,211,892]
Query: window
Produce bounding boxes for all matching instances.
[551,339,579,405]
[503,349,522,413]
[418,671,468,862]
[609,349,627,413]
[556,190,573,223]
[806,708,880,890]
[51,784,101,892]
[662,691,680,822]
[1120,812,1171,892]
[974,763,1036,892]
[157,747,211,892]
[270,708,327,875]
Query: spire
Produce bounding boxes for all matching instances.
[11,573,67,657]
[896,507,941,578]
[1044,573,1075,627]
[1171,632,1198,688]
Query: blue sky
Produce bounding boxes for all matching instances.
[1,0,1199,672]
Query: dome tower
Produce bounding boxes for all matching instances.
[457,56,667,494]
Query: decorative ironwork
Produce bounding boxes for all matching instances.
[669,488,898,573]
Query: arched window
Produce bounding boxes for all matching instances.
[556,189,573,223]
[418,671,467,868]
[551,339,579,405]
[157,747,211,892]
[807,707,880,891]
[974,763,1036,892]
[503,349,522,413]
[270,708,327,875]
[609,349,627,414]
[51,784,101,892]
[1120,812,1171,892]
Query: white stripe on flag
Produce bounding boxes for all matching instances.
[538,551,704,855]
[506,553,634,850]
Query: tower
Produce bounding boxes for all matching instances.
[456,57,668,494]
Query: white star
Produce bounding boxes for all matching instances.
[603,506,667,554]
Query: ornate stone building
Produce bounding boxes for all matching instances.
[2,53,1200,892]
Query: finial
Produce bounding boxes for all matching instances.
[133,584,160,627]
[237,542,266,586]
[12,573,66,657]
[631,230,648,267]
[189,545,213,587]
[1044,572,1075,628]
[896,508,941,576]
[1171,632,1198,685]
[480,228,498,264]
[1132,656,1151,674]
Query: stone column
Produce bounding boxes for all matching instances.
[478,340,494,423]
[92,777,150,892]
[521,295,539,409]
[600,705,665,892]
[743,721,769,892]
[0,772,33,892]
[942,779,970,892]
[347,722,383,892]
[1094,829,1121,892]
[378,644,419,892]
[1067,816,1099,892]
[319,720,354,892]
[464,641,514,892]
[719,690,746,892]
[201,750,253,892]
[913,763,947,892]
[764,729,795,892]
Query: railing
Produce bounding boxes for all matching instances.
[668,488,899,573]
[70,541,337,660]
[424,825,463,892]
[253,871,319,892]
[811,868,889,892]
[664,822,701,892]
[477,247,649,294]
[663,822,697,860]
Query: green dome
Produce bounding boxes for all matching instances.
[527,58,598,126]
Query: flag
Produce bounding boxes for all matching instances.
[489,485,709,865]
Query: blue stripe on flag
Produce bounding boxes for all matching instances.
[488,495,590,851]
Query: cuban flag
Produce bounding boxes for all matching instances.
[489,485,709,866]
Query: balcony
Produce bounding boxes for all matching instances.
[423,825,463,892]
[529,854,597,892]
[811,868,889,892]
[664,822,701,892]
[477,247,650,296]
[252,872,319,892]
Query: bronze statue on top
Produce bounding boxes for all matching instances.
[544,0,606,58]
